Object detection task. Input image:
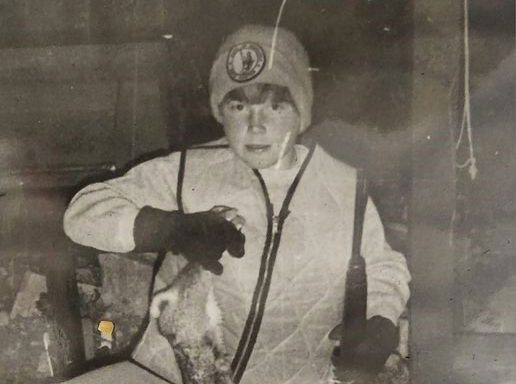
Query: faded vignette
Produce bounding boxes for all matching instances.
[0,1,514,384]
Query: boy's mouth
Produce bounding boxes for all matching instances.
[245,144,271,153]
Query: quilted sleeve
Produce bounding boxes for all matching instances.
[63,155,180,253]
[361,198,411,325]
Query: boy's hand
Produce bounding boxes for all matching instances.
[134,206,245,274]
[172,206,245,274]
[330,316,398,376]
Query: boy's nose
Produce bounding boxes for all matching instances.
[248,106,266,133]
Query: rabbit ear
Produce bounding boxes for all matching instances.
[149,289,179,319]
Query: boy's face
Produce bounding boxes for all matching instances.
[219,84,301,170]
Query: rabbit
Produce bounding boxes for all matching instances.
[150,262,234,384]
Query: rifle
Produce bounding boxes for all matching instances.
[338,169,368,363]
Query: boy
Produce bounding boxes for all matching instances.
[63,25,410,384]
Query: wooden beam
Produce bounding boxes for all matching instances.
[409,1,462,382]
[0,0,166,48]
[0,42,167,82]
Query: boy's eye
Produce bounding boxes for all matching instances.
[270,102,288,112]
[227,101,246,112]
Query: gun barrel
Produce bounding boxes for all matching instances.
[339,170,368,354]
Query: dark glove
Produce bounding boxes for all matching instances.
[133,206,245,274]
[330,316,399,376]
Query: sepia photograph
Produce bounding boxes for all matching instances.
[0,1,514,383]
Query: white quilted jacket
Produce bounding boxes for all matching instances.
[64,140,410,384]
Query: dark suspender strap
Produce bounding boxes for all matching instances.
[148,148,188,363]
[176,149,187,213]
[230,170,274,382]
[231,143,316,383]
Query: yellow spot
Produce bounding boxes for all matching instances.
[98,320,114,336]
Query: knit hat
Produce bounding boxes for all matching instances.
[209,24,313,131]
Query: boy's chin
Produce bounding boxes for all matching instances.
[238,155,278,170]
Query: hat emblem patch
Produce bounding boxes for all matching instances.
[226,42,266,82]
